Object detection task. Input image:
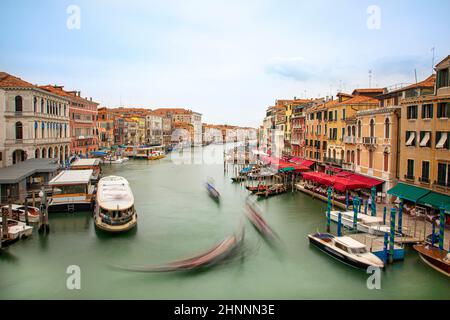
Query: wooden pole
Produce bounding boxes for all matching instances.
[24,199,29,225]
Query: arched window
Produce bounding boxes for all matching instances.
[42,148,46,158]
[370,119,375,137]
[351,150,355,163]
[15,122,23,140]
[369,150,374,169]
[35,149,40,158]
[15,96,23,112]
[357,149,361,165]
[41,98,44,113]
[357,121,362,138]
[352,126,356,137]
[333,149,336,160]
[346,150,350,162]
[383,152,389,171]
[384,118,390,139]
[340,150,344,161]
[33,97,37,112]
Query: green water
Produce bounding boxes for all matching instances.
[0,145,449,299]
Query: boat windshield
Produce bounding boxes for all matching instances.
[351,247,368,254]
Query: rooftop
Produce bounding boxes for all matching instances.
[0,158,60,184]
[49,170,93,186]
[71,159,100,167]
[0,72,36,88]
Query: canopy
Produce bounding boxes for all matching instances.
[261,156,310,172]
[302,172,373,191]
[326,166,342,173]
[387,183,430,203]
[336,172,383,187]
[417,191,450,214]
[333,177,369,192]
[90,151,108,156]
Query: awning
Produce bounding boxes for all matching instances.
[436,132,447,149]
[417,191,450,214]
[387,183,431,203]
[345,173,383,187]
[419,132,430,147]
[326,166,342,173]
[300,160,315,168]
[406,132,415,146]
[333,177,369,192]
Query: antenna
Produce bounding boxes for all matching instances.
[431,47,435,72]
[368,70,373,88]
[414,69,418,84]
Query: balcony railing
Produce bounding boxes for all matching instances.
[324,157,343,166]
[362,137,377,145]
[343,136,356,144]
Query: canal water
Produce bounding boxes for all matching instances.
[0,145,449,299]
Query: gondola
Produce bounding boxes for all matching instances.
[245,185,271,193]
[245,200,279,240]
[205,182,220,202]
[255,184,286,198]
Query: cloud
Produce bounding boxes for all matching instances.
[265,56,315,81]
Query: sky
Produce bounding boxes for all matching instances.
[1,0,449,127]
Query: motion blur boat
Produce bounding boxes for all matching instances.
[94,176,137,233]
[308,232,384,269]
[205,180,220,202]
[245,199,279,240]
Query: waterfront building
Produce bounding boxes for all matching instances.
[325,91,380,169]
[40,85,99,157]
[290,104,306,157]
[97,107,115,149]
[145,112,163,146]
[399,56,450,197]
[114,116,126,146]
[0,72,71,168]
[123,117,145,145]
[153,108,202,146]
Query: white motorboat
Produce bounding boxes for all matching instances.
[0,217,33,239]
[308,232,385,269]
[102,156,129,164]
[94,175,137,233]
[2,204,40,223]
[327,210,390,235]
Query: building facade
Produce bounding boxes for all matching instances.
[98,107,115,149]
[145,113,163,145]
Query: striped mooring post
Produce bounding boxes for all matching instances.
[383,206,387,225]
[364,199,368,215]
[398,200,404,234]
[431,220,436,246]
[439,208,445,250]
[345,191,349,211]
[383,232,389,265]
[371,186,376,217]
[352,196,359,230]
[337,212,342,237]
[389,208,396,264]
[326,187,332,232]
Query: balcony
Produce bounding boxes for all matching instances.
[324,157,343,166]
[404,174,415,181]
[419,177,430,184]
[343,136,356,144]
[5,137,71,146]
[362,137,377,145]
[342,163,355,171]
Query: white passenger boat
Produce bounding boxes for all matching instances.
[101,156,129,164]
[48,170,96,212]
[0,217,33,239]
[94,176,137,233]
[327,210,390,236]
[308,232,384,269]
[1,204,40,223]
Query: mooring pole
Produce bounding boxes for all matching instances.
[383,232,389,265]
[24,199,29,226]
[371,186,377,217]
[353,196,359,230]
[383,206,387,225]
[431,220,436,246]
[326,187,332,232]
[398,199,404,234]
[389,208,396,264]
[438,207,445,251]
[337,212,342,237]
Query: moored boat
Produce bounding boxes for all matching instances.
[308,232,384,269]
[2,204,40,223]
[94,176,137,233]
[0,217,33,239]
[255,184,286,198]
[101,156,129,164]
[148,150,166,160]
[327,210,390,236]
[246,185,271,193]
[414,244,449,277]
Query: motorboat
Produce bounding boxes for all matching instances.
[414,244,449,277]
[308,232,384,269]
[327,210,390,236]
[2,204,40,223]
[94,176,137,233]
[102,156,129,164]
[0,217,33,239]
[148,150,166,160]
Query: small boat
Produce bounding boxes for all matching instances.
[308,232,384,269]
[102,156,129,164]
[414,244,450,277]
[2,204,40,223]
[245,199,278,240]
[328,210,390,236]
[148,151,166,160]
[245,185,271,193]
[255,184,286,198]
[118,227,245,272]
[94,176,137,233]
[0,217,33,239]
[205,180,220,202]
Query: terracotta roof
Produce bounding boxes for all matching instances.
[385,74,435,95]
[152,108,193,115]
[0,72,36,88]
[336,95,378,106]
[352,88,385,95]
[39,85,99,105]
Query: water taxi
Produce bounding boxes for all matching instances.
[122,145,136,158]
[94,176,137,233]
[308,232,384,269]
[414,244,450,277]
[327,210,390,236]
[70,158,101,182]
[0,217,33,239]
[101,155,129,164]
[48,170,95,212]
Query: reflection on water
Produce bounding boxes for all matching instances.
[0,145,449,300]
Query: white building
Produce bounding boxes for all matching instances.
[0,72,71,168]
[145,113,163,145]
[191,112,203,146]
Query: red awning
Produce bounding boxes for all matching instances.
[344,173,383,187]
[325,165,342,173]
[333,177,369,192]
[300,160,315,168]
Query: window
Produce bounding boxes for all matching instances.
[406,159,414,180]
[419,131,431,147]
[437,163,449,187]
[421,161,430,183]
[334,110,338,121]
[328,111,333,121]
[341,128,345,140]
[405,131,416,146]
[342,109,346,120]
[437,68,449,89]
[33,97,37,112]
[421,104,433,119]
[383,152,389,172]
[15,122,23,140]
[0,152,2,161]
[369,119,375,137]
[357,121,362,138]
[369,150,373,169]
[15,96,23,112]
[437,102,450,118]
[436,132,449,149]
[384,118,390,138]
[407,105,418,119]
[357,149,361,165]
